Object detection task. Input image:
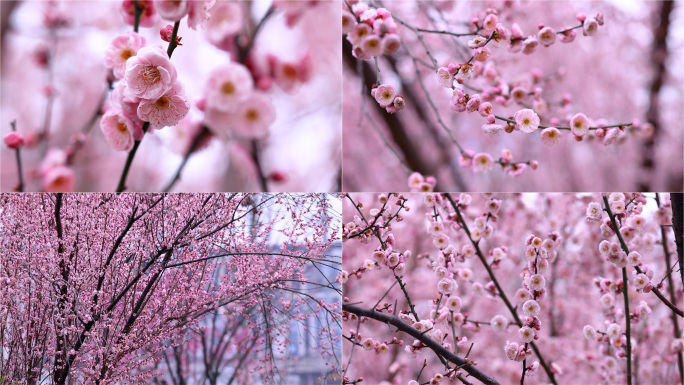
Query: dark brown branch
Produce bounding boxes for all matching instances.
[640,0,675,190]
[343,303,500,385]
[342,38,434,183]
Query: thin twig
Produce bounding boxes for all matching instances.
[9,120,24,192]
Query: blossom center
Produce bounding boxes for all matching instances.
[142,66,161,85]
[117,122,128,133]
[245,109,259,121]
[120,48,134,61]
[221,82,235,95]
[155,96,170,109]
[522,118,531,126]
[282,64,297,79]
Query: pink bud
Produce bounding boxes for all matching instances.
[257,76,274,91]
[195,98,206,112]
[269,171,287,182]
[4,132,25,149]
[576,13,587,22]
[160,24,182,45]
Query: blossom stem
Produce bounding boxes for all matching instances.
[162,126,210,192]
[115,122,149,192]
[250,140,268,192]
[67,78,113,165]
[166,21,180,57]
[450,311,458,353]
[133,0,141,33]
[520,359,526,385]
[240,6,275,63]
[415,27,480,37]
[374,57,381,84]
[445,193,558,385]
[9,120,24,192]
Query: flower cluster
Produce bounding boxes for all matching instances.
[503,233,560,378]
[459,149,538,176]
[102,32,189,151]
[407,172,436,192]
[203,63,276,140]
[371,84,405,113]
[580,193,678,383]
[343,2,400,60]
[430,8,643,165]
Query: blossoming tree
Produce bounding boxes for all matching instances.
[341,0,683,192]
[341,192,683,385]
[1,0,341,192]
[0,193,341,384]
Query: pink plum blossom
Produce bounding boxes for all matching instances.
[137,81,190,130]
[570,112,590,136]
[204,1,243,47]
[361,35,383,57]
[473,47,492,62]
[230,92,276,139]
[121,0,157,28]
[100,109,142,151]
[537,27,556,46]
[373,84,396,107]
[540,127,561,146]
[42,166,75,192]
[104,32,147,79]
[514,109,540,133]
[124,46,178,100]
[205,63,254,112]
[155,0,190,21]
[4,132,24,149]
[382,34,400,55]
[583,18,599,36]
[472,153,494,172]
[187,0,213,30]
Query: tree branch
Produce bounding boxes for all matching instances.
[343,303,500,385]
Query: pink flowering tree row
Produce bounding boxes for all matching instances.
[341,1,683,192]
[0,193,341,384]
[1,0,341,192]
[340,192,683,385]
